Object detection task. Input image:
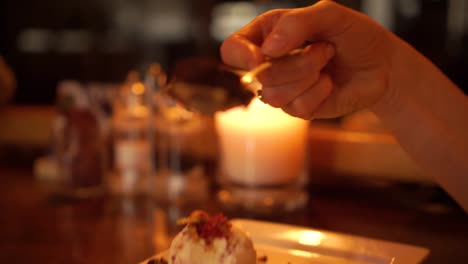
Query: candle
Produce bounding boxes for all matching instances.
[215,98,309,186]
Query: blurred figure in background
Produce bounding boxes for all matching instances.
[0,56,15,106]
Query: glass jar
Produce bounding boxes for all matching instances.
[107,72,155,196]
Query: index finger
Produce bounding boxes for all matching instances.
[220,35,263,70]
[220,9,288,70]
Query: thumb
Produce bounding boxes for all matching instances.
[261,1,350,57]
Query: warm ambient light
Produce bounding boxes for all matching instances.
[287,250,320,258]
[280,230,324,246]
[298,230,324,246]
[131,82,145,95]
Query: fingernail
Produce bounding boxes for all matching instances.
[262,33,287,55]
[325,44,335,59]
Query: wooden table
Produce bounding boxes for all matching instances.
[0,166,467,264]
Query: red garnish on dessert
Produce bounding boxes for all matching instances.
[177,210,232,242]
[196,213,231,240]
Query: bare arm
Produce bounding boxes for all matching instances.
[373,36,468,211]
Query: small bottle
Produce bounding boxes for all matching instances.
[108,72,154,196]
[53,81,104,198]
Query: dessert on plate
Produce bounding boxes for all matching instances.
[167,210,257,264]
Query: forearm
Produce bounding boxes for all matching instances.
[373,35,468,211]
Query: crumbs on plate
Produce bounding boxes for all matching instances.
[257,255,268,263]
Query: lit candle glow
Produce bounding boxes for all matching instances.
[215,98,309,186]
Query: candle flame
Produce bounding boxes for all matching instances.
[241,73,254,84]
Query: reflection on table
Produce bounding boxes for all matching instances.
[0,165,467,264]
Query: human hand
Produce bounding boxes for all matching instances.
[220,0,397,119]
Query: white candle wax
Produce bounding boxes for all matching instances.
[215,98,309,186]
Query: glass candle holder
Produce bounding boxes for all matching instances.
[215,98,309,214]
[151,92,212,206]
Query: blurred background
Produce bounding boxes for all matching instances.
[0,0,467,180]
[1,0,467,106]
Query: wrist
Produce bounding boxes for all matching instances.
[370,34,419,120]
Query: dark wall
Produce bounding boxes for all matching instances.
[0,0,203,104]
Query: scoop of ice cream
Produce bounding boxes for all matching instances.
[168,211,256,264]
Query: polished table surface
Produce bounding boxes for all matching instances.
[1,166,467,264]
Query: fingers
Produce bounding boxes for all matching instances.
[257,42,334,87]
[221,1,353,68]
[261,76,319,108]
[259,42,335,108]
[261,1,352,57]
[220,35,264,70]
[281,73,333,119]
[220,9,287,69]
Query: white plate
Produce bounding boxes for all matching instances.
[141,219,429,264]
